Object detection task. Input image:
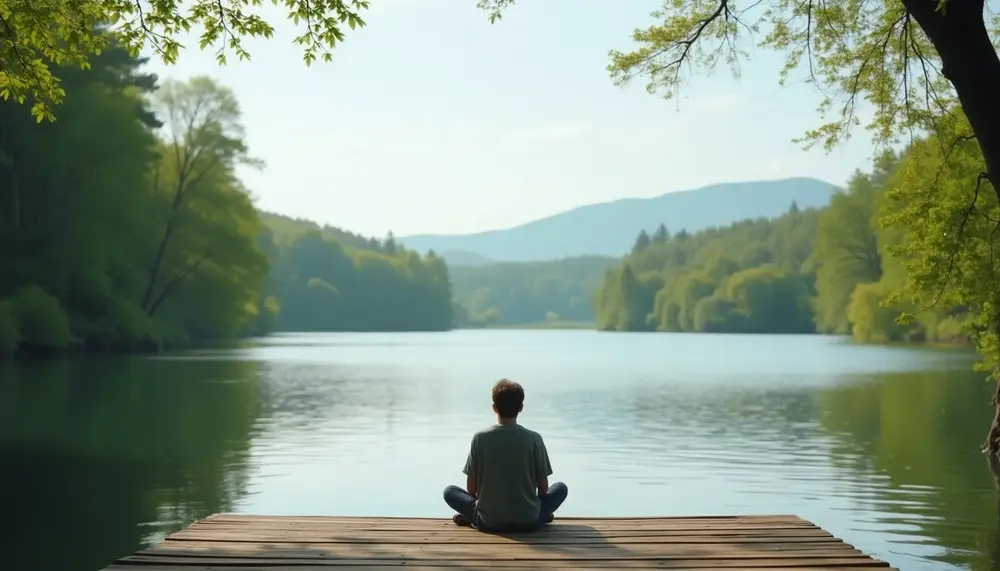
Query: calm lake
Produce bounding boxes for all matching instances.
[2,330,997,571]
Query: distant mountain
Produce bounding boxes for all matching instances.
[399,177,837,261]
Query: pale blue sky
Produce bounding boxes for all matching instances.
[142,0,878,237]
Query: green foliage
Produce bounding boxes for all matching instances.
[881,112,1000,375]
[0,39,178,355]
[596,203,821,333]
[813,153,897,334]
[0,36,453,359]
[596,0,971,154]
[590,124,983,346]
[9,286,72,349]
[632,230,652,255]
[449,256,617,326]
[813,180,881,333]
[806,148,965,344]
[726,265,815,333]
[848,290,909,343]
[1,1,371,121]
[262,229,454,332]
[260,211,379,251]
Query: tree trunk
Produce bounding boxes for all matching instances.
[141,223,175,314]
[146,253,210,317]
[141,165,187,315]
[902,0,1000,456]
[990,454,1000,563]
[986,379,1000,456]
[904,0,1000,196]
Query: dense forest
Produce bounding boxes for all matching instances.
[0,38,453,358]
[3,34,997,368]
[260,226,453,333]
[450,256,616,327]
[594,139,980,346]
[596,214,818,334]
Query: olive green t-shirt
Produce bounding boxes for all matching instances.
[463,423,553,527]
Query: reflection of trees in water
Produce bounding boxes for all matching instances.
[541,370,999,570]
[547,381,826,456]
[818,370,998,571]
[0,357,262,571]
[254,363,450,433]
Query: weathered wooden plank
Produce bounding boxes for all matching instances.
[109,567,895,571]
[202,515,812,526]
[185,521,828,535]
[148,542,864,559]
[178,520,829,537]
[189,523,821,533]
[184,521,829,537]
[100,514,893,571]
[113,557,890,569]
[181,527,823,536]
[207,513,809,522]
[165,532,844,545]
[136,541,866,559]
[189,522,820,534]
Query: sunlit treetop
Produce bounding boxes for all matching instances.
[0,0,370,121]
[480,0,995,152]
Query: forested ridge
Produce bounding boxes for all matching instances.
[450,256,616,327]
[0,38,452,359]
[1,32,994,368]
[595,141,979,346]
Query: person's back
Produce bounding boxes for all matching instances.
[466,423,548,526]
[442,379,569,531]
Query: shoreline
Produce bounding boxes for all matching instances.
[0,327,975,363]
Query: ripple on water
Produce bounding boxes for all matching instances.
[4,331,990,571]
[237,334,994,571]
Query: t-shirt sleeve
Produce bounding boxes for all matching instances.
[535,435,553,479]
[462,434,478,476]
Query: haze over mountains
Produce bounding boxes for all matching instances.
[399,178,837,264]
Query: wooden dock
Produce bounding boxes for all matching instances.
[103,513,897,570]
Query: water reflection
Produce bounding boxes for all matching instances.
[235,332,995,571]
[2,332,997,571]
[819,370,999,571]
[0,357,262,571]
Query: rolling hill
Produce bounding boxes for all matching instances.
[399,177,837,262]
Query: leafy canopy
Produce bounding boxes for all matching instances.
[480,0,976,152]
[0,0,369,121]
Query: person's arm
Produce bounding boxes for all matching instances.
[462,434,479,497]
[535,435,554,496]
[466,473,478,497]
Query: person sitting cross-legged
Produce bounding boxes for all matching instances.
[442,378,568,532]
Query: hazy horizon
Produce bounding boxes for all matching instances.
[394,175,837,238]
[263,174,837,240]
[139,0,880,238]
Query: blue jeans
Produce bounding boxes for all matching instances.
[443,482,568,532]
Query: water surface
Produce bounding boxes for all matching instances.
[1,331,995,571]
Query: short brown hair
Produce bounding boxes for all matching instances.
[492,379,524,418]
